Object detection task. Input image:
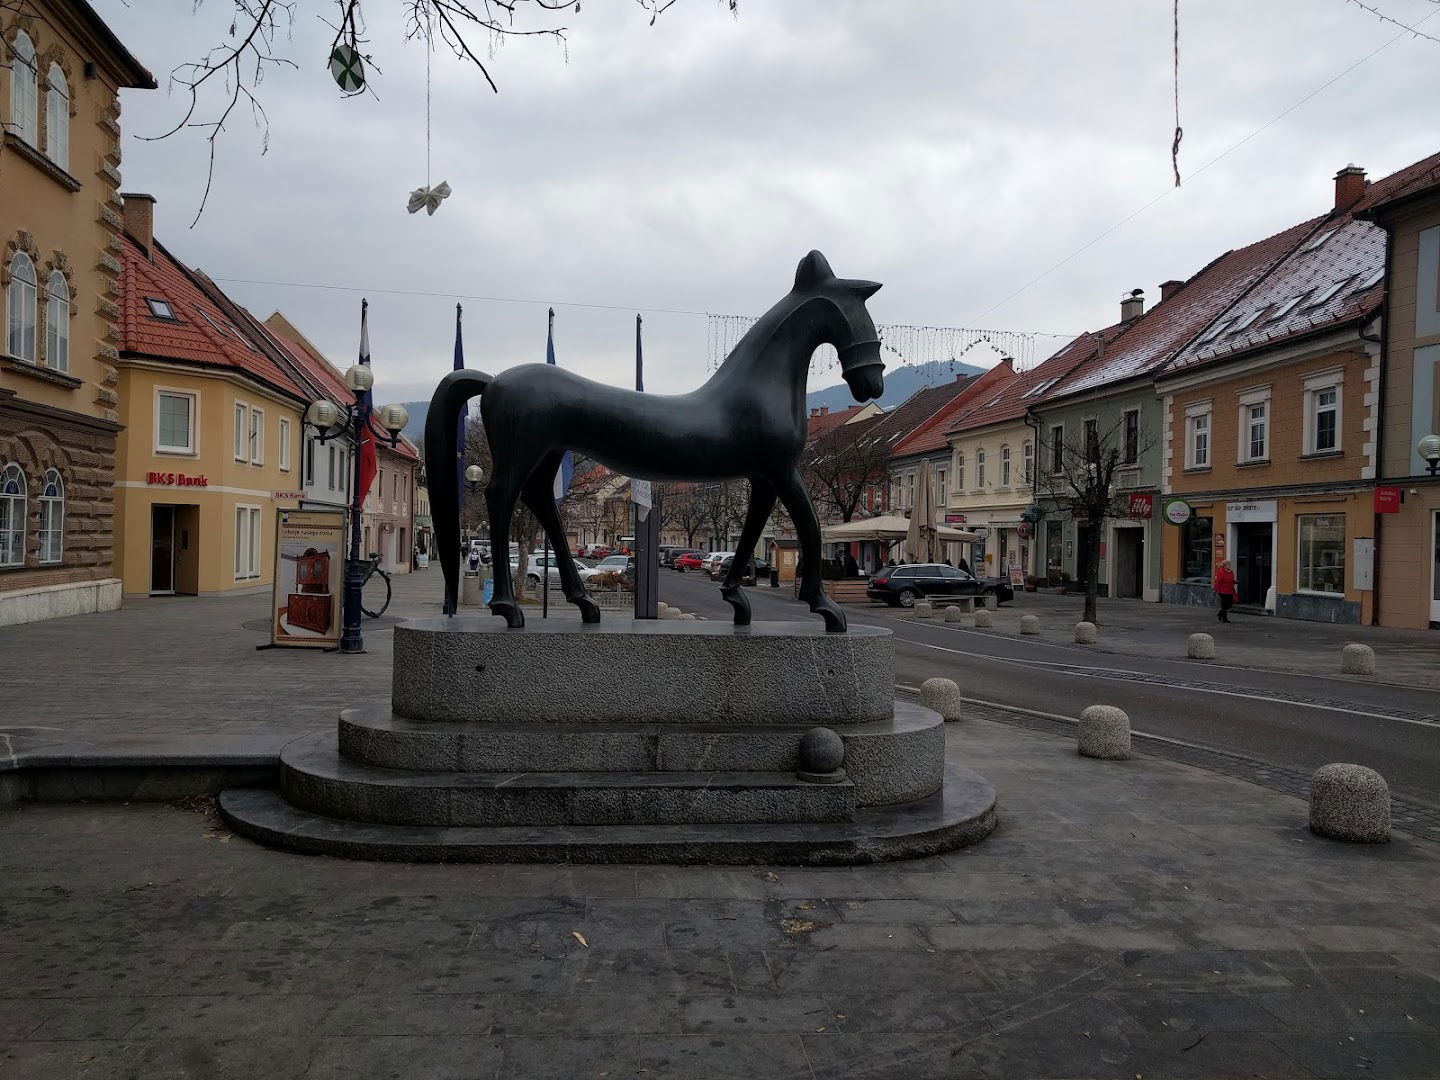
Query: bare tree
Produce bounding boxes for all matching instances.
[804,420,891,524]
[692,480,746,551]
[654,482,706,549]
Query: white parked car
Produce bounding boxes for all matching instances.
[510,555,598,586]
[704,551,735,577]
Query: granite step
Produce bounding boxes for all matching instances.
[336,703,943,807]
[219,761,998,865]
[280,733,855,827]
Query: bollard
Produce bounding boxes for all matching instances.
[944,605,965,623]
[920,677,963,722]
[1077,704,1131,760]
[659,607,683,620]
[1074,621,1097,644]
[1309,763,1390,843]
[1019,614,1040,636]
[1187,632,1215,659]
[913,601,934,619]
[974,609,993,628]
[1340,643,1375,676]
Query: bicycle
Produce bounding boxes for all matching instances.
[360,552,392,618]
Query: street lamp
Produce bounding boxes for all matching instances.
[464,463,484,490]
[1418,434,1440,477]
[304,366,409,654]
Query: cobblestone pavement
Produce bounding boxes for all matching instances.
[4,717,1440,1079]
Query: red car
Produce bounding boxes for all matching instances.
[674,552,706,572]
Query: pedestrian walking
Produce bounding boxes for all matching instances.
[1213,560,1236,623]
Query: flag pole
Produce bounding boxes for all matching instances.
[541,308,554,619]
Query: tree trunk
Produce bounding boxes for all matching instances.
[1083,515,1102,624]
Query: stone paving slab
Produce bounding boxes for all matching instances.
[4,717,1439,1079]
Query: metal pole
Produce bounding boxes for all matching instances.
[542,536,550,618]
[339,395,368,654]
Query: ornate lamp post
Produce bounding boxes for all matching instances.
[303,365,408,654]
[1418,434,1440,477]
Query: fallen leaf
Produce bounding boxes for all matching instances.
[782,918,817,934]
[571,931,589,948]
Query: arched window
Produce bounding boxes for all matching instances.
[45,64,68,169]
[45,270,68,371]
[7,251,38,362]
[38,467,62,563]
[9,32,37,145]
[0,462,25,567]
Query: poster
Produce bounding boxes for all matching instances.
[269,509,345,649]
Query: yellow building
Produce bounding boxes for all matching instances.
[113,197,310,596]
[0,1,153,624]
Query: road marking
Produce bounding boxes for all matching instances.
[896,640,1438,728]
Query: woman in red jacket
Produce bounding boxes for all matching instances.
[1213,560,1236,623]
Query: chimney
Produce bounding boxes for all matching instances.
[121,192,155,254]
[820,406,829,416]
[1119,288,1145,324]
[1159,279,1184,302]
[1334,164,1366,210]
[809,408,819,418]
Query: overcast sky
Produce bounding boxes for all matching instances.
[101,0,1440,406]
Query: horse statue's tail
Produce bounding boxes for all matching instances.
[425,368,493,615]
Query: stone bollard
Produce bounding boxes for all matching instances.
[659,607,683,620]
[1340,643,1376,676]
[1187,632,1215,659]
[914,601,934,619]
[973,609,993,628]
[679,613,698,620]
[944,605,965,623]
[1077,705,1131,760]
[1074,621,1097,644]
[1019,614,1040,636]
[920,677,963,722]
[1310,763,1390,843]
[656,602,671,613]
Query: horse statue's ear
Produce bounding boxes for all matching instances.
[845,280,883,301]
[793,250,835,290]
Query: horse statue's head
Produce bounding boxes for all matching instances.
[793,250,885,402]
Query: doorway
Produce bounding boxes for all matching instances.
[173,506,201,594]
[1113,527,1144,599]
[1233,521,1273,605]
[150,505,176,595]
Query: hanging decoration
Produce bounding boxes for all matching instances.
[406,28,451,216]
[329,44,366,93]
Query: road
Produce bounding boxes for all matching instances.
[654,569,1440,808]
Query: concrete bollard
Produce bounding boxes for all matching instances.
[1340,643,1376,676]
[656,602,671,613]
[1077,705,1131,760]
[678,613,698,621]
[1187,632,1215,659]
[944,605,966,623]
[1074,621,1097,644]
[973,609,993,628]
[658,607,683,620]
[913,601,934,619]
[920,677,963,722]
[1310,763,1390,843]
[1019,614,1040,635]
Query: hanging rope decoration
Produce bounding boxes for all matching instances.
[1171,0,1183,188]
[408,30,451,215]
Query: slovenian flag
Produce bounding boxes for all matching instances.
[546,308,574,502]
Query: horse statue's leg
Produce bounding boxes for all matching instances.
[720,478,777,626]
[520,456,600,624]
[773,468,846,632]
[484,470,526,629]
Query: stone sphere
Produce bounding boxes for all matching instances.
[1310,763,1390,843]
[798,727,845,774]
[1077,704,1131,760]
[658,607,683,620]
[974,609,993,628]
[1340,643,1375,675]
[1187,632,1215,659]
[1074,621,1097,644]
[1019,614,1040,635]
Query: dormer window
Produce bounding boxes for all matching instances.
[145,298,177,320]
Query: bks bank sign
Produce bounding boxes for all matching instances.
[147,472,209,487]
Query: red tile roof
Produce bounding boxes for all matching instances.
[805,405,867,443]
[944,330,1115,435]
[863,376,975,459]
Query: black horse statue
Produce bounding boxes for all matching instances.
[424,250,884,632]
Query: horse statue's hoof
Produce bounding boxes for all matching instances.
[816,596,847,633]
[721,585,752,626]
[489,600,525,629]
[574,595,601,624]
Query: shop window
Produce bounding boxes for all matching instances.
[1180,515,1213,583]
[0,462,25,566]
[1298,514,1345,595]
[44,270,68,371]
[157,391,196,454]
[45,64,68,170]
[234,505,261,580]
[6,251,37,362]
[38,468,62,563]
[9,32,37,146]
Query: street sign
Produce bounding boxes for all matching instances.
[943,513,967,524]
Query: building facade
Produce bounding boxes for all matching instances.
[0,2,152,624]
[363,438,418,573]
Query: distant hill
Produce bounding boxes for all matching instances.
[400,401,429,443]
[805,359,985,412]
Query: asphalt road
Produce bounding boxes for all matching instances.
[656,569,1440,808]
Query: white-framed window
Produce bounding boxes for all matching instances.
[9,31,38,146]
[1297,514,1345,595]
[233,401,247,460]
[1022,440,1034,484]
[906,471,915,508]
[234,504,261,580]
[38,467,62,564]
[156,389,197,454]
[44,270,68,371]
[278,418,291,471]
[976,448,987,489]
[6,251,37,362]
[1049,425,1064,474]
[1238,387,1271,463]
[328,445,338,490]
[1184,402,1211,470]
[954,451,965,491]
[304,436,316,485]
[145,297,177,320]
[45,64,68,170]
[1303,370,1343,455]
[248,407,264,465]
[0,462,25,567]
[937,468,947,505]
[1000,445,1012,487]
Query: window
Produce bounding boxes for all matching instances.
[906,472,914,508]
[976,449,986,488]
[1299,227,1337,254]
[45,270,68,371]
[249,407,264,465]
[328,445,338,490]
[1306,277,1354,310]
[234,505,261,580]
[1238,389,1270,462]
[0,462,25,567]
[145,298,176,320]
[196,307,230,337]
[1049,425,1064,473]
[1298,514,1345,595]
[233,402,247,460]
[1180,515,1213,583]
[1267,293,1309,323]
[157,391,196,454]
[9,32,37,146]
[1185,406,1210,469]
[1022,441,1033,484]
[1309,386,1339,454]
[38,467,62,563]
[1083,418,1099,462]
[954,451,964,491]
[45,64,68,169]
[1123,410,1139,464]
[1226,308,1266,335]
[305,437,316,485]
[6,251,37,362]
[936,468,946,505]
[278,418,291,471]
[1000,445,1011,487]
